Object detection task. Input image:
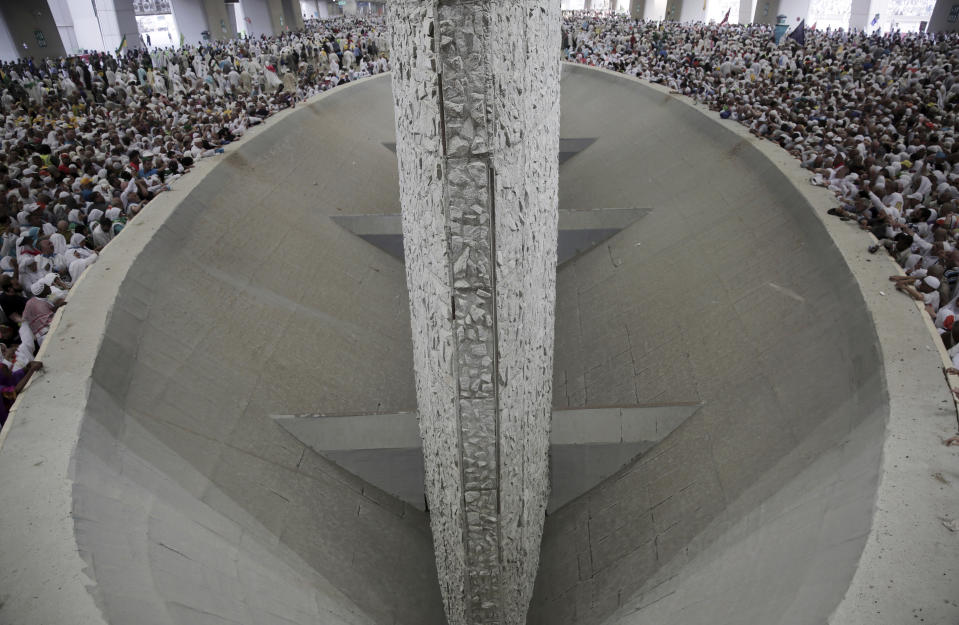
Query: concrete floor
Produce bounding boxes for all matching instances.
[0,66,956,625]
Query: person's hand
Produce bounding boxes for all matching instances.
[29,361,42,372]
[945,367,959,376]
[945,435,959,446]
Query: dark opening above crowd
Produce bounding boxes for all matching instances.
[0,13,958,430]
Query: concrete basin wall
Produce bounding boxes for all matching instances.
[528,65,959,625]
[0,76,444,625]
[0,66,955,625]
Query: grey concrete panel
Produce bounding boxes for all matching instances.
[529,64,959,625]
[0,65,956,625]
[0,77,443,625]
[0,0,66,60]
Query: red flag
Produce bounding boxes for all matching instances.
[719,7,730,25]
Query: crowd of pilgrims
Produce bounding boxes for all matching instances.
[1,12,959,425]
[0,16,391,425]
[564,14,959,375]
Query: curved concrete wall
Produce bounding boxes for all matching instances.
[529,65,959,625]
[0,76,444,625]
[0,66,956,625]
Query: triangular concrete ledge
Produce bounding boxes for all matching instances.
[331,207,652,265]
[274,403,702,513]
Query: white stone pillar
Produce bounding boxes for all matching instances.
[93,0,140,51]
[46,0,79,56]
[388,1,559,624]
[237,0,272,37]
[300,0,321,19]
[0,11,17,61]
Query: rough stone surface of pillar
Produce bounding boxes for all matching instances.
[388,1,560,623]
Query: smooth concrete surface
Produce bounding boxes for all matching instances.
[46,0,79,57]
[172,0,212,46]
[532,64,959,625]
[928,0,959,32]
[202,0,236,40]
[93,0,140,53]
[0,65,955,625]
[0,0,66,60]
[0,12,16,62]
[239,0,276,38]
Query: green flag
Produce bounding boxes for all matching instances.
[116,34,127,54]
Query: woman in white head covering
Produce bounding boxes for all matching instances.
[64,233,93,262]
[64,234,93,265]
[0,227,18,259]
[90,216,111,250]
[17,254,44,300]
[49,223,69,256]
[68,252,98,284]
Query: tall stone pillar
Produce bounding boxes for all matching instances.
[0,11,17,61]
[388,1,560,624]
[237,0,272,37]
[46,0,79,55]
[92,0,140,51]
[202,0,234,40]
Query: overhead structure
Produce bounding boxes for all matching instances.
[388,1,561,623]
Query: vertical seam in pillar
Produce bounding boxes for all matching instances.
[488,156,505,622]
[482,1,504,614]
[434,1,473,618]
[519,7,531,605]
[437,78,448,156]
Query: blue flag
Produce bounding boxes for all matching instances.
[787,19,805,46]
[871,13,880,25]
